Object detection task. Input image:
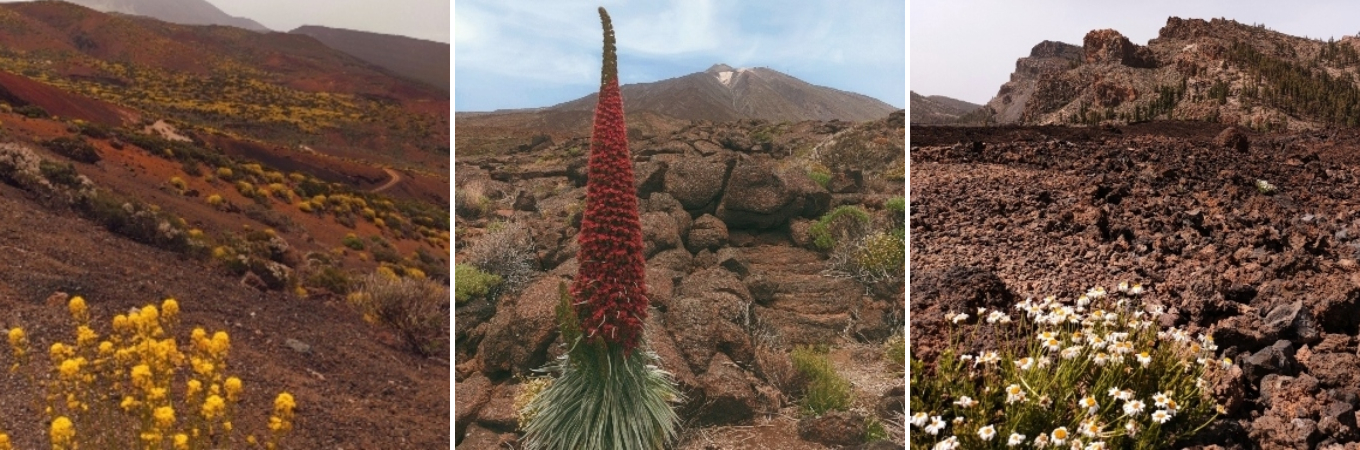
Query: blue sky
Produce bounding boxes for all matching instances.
[454,0,905,112]
[914,0,1360,105]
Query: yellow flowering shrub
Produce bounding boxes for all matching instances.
[0,296,296,449]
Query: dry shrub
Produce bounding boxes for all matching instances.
[455,179,492,219]
[349,273,449,356]
[461,221,538,297]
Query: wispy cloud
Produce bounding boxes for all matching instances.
[454,0,904,111]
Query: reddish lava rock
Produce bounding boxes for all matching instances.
[912,121,1360,447]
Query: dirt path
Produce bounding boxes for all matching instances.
[371,167,403,193]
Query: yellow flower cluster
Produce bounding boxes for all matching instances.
[0,296,296,449]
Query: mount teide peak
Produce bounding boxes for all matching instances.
[549,63,898,122]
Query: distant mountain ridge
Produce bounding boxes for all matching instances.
[909,91,982,124]
[975,17,1360,130]
[58,0,270,32]
[548,63,898,122]
[290,25,449,93]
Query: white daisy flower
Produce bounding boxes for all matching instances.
[1152,392,1170,408]
[1123,399,1146,416]
[911,412,929,428]
[932,436,959,450]
[1037,356,1052,368]
[1084,441,1107,450]
[1033,432,1051,448]
[1007,432,1026,447]
[987,310,1008,324]
[1093,352,1109,366]
[978,425,997,441]
[979,351,1000,366]
[1045,338,1062,352]
[1135,352,1153,367]
[1080,418,1102,438]
[1117,281,1129,293]
[1051,427,1070,445]
[1151,409,1172,424]
[951,312,970,324]
[1015,357,1035,371]
[925,416,946,435]
[1107,387,1122,398]
[1079,395,1099,415]
[1006,384,1027,404]
[1062,345,1084,360]
[1125,419,1139,437]
[1115,389,1133,401]
[1129,284,1144,295]
[954,396,977,408]
[953,416,965,424]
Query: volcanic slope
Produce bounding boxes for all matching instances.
[909,91,982,125]
[0,3,451,445]
[912,121,1360,447]
[0,0,449,175]
[58,0,271,32]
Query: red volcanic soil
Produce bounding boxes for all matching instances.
[912,121,1360,446]
[0,69,139,126]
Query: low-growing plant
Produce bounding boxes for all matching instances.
[306,265,352,294]
[809,205,871,251]
[1,296,295,449]
[883,331,906,373]
[790,345,853,415]
[341,233,365,250]
[169,176,187,192]
[909,284,1224,449]
[348,272,450,356]
[454,264,502,304]
[808,170,831,189]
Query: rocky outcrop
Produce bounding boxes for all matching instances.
[716,158,830,230]
[1083,29,1158,68]
[979,16,1360,129]
[456,113,904,446]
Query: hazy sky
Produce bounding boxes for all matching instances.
[454,0,906,112]
[213,0,449,43]
[913,0,1360,105]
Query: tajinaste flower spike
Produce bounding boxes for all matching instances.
[570,6,649,353]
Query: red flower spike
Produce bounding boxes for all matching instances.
[570,7,649,353]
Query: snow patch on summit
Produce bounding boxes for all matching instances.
[714,68,750,88]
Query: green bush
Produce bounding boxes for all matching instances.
[454,264,501,304]
[43,136,100,163]
[15,103,48,119]
[809,205,871,251]
[342,233,366,250]
[790,345,852,415]
[307,265,352,294]
[808,171,831,189]
[853,230,905,276]
[39,161,83,189]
